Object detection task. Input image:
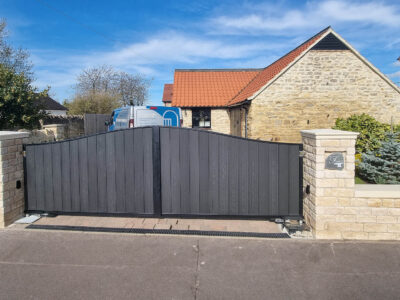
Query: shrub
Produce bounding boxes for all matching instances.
[0,64,47,129]
[333,114,398,153]
[63,92,119,115]
[358,133,400,184]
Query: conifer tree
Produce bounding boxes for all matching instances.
[358,133,400,184]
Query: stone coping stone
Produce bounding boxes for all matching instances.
[0,131,30,141]
[355,184,400,198]
[301,129,359,139]
[43,124,67,128]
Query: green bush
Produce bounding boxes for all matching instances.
[333,114,398,153]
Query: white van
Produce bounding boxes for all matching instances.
[106,106,182,131]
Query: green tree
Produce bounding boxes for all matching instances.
[0,64,47,129]
[0,20,33,80]
[358,133,400,184]
[64,92,119,115]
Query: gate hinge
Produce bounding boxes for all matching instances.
[299,150,305,157]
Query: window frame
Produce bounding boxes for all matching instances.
[191,108,211,128]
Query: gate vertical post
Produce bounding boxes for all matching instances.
[0,131,30,227]
[301,129,358,239]
[152,126,162,217]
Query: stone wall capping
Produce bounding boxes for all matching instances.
[43,124,67,128]
[300,129,359,140]
[0,131,30,141]
[355,185,400,199]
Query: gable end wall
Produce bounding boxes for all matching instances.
[247,50,400,143]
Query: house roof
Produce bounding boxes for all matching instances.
[171,69,261,107]
[37,95,68,111]
[170,27,400,108]
[227,27,330,106]
[162,84,173,103]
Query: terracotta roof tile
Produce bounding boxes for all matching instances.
[228,28,329,106]
[171,69,261,107]
[162,83,173,102]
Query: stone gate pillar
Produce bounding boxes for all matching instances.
[301,129,358,239]
[0,131,30,228]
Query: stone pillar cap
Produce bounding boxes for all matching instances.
[301,129,359,140]
[43,124,67,128]
[0,131,30,141]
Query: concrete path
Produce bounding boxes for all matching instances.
[34,215,282,233]
[1,228,400,300]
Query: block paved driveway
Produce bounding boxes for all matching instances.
[1,228,400,300]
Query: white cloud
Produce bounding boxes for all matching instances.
[211,0,400,34]
[101,33,281,65]
[389,71,400,78]
[31,32,287,100]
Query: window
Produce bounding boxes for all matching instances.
[192,108,211,128]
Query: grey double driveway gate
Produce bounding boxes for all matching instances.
[25,127,303,218]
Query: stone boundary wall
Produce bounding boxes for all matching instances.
[301,129,400,240]
[0,132,30,228]
[41,115,84,139]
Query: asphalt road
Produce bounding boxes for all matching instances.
[1,228,400,300]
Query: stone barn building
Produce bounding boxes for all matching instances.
[163,27,400,143]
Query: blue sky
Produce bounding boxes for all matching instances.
[1,0,400,105]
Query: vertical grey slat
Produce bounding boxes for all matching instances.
[78,138,89,212]
[208,133,219,214]
[228,138,239,215]
[26,146,36,210]
[96,134,107,212]
[124,129,135,213]
[90,115,96,134]
[84,114,88,135]
[84,114,90,135]
[70,140,80,211]
[248,141,259,214]
[170,128,181,213]
[61,142,71,211]
[133,129,144,213]
[238,139,249,215]
[179,129,190,214]
[87,136,98,212]
[198,131,209,214]
[34,145,45,210]
[43,145,54,211]
[160,128,172,213]
[143,128,154,214]
[51,143,62,211]
[152,127,161,216]
[189,130,200,214]
[96,114,106,133]
[258,143,269,215]
[289,145,300,215]
[278,144,289,215]
[115,131,126,212]
[218,135,229,214]
[106,132,117,212]
[269,143,279,215]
